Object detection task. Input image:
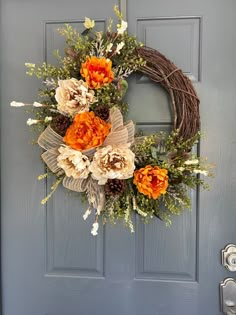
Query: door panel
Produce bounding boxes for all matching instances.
[1,1,236,315]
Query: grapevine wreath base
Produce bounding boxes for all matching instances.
[11,7,211,235]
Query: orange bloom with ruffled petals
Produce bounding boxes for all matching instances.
[133,165,168,199]
[64,111,111,151]
[80,56,114,89]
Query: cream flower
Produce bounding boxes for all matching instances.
[84,17,95,29]
[106,43,113,52]
[57,145,90,179]
[115,42,125,54]
[193,169,208,176]
[117,20,128,35]
[10,101,44,107]
[10,101,25,107]
[83,207,91,220]
[33,102,43,107]
[44,116,52,123]
[184,159,199,165]
[27,118,39,125]
[91,222,99,236]
[89,144,135,185]
[55,78,96,116]
[25,63,35,68]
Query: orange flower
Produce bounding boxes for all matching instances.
[63,111,111,151]
[80,56,114,89]
[133,165,168,199]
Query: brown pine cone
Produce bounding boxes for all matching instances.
[51,114,72,136]
[94,105,110,121]
[104,179,126,196]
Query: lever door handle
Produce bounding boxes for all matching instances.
[220,278,236,314]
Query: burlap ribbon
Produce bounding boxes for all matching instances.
[37,108,135,213]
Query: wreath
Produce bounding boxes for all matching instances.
[11,7,212,235]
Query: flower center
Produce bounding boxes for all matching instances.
[102,153,125,171]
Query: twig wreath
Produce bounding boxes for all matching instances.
[11,7,212,235]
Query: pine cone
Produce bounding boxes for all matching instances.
[51,114,71,136]
[105,179,126,196]
[94,105,110,121]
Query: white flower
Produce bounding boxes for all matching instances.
[57,145,90,179]
[83,207,91,220]
[115,42,125,54]
[89,144,135,185]
[177,167,185,172]
[84,17,95,29]
[44,116,52,123]
[10,101,25,107]
[106,43,113,52]
[193,169,208,176]
[117,20,128,35]
[33,102,43,107]
[55,78,96,116]
[43,78,57,88]
[25,63,35,67]
[26,118,39,125]
[91,222,99,236]
[184,159,199,165]
[96,31,102,41]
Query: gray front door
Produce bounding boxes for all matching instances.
[1,1,236,314]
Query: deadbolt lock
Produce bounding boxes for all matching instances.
[222,244,236,272]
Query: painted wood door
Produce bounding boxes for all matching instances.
[1,0,236,314]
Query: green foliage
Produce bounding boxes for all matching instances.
[112,33,145,78]
[105,130,213,228]
[93,83,128,114]
[25,62,70,80]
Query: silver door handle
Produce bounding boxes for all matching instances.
[220,278,236,314]
[225,299,236,314]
